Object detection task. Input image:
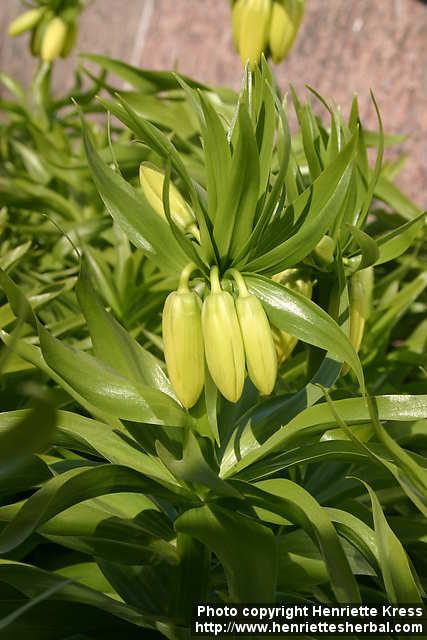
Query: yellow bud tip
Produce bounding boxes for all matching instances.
[40,17,68,62]
[238,0,272,69]
[8,8,44,37]
[139,162,198,236]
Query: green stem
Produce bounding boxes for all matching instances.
[229,268,249,297]
[178,262,197,293]
[210,265,222,294]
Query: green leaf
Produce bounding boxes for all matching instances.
[0,560,149,629]
[0,464,185,554]
[246,132,357,273]
[76,262,174,396]
[359,481,422,603]
[224,395,427,478]
[243,479,361,602]
[214,103,260,261]
[175,504,277,601]
[83,120,189,276]
[198,91,231,222]
[0,578,71,632]
[0,398,56,477]
[38,324,189,426]
[345,225,379,270]
[81,54,207,93]
[156,430,241,498]
[375,212,426,265]
[245,274,364,388]
[375,174,422,220]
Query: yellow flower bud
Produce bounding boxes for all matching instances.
[8,8,44,37]
[232,0,246,48]
[269,0,304,63]
[271,269,313,364]
[40,17,68,62]
[271,325,297,364]
[202,267,245,403]
[162,266,205,409]
[238,0,272,69]
[342,267,373,374]
[235,284,277,395]
[139,163,199,239]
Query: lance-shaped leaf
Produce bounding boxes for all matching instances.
[359,481,422,603]
[245,274,364,388]
[82,53,207,93]
[245,131,357,274]
[0,398,56,477]
[175,504,277,602]
[0,464,185,554]
[38,324,189,426]
[0,560,150,630]
[224,394,427,478]
[375,211,426,265]
[242,479,361,603]
[83,121,189,276]
[213,102,260,261]
[76,262,174,397]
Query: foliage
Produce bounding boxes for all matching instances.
[0,12,426,640]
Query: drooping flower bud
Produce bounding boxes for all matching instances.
[237,0,272,69]
[268,0,305,64]
[232,271,277,395]
[60,22,78,58]
[271,268,313,364]
[232,0,246,48]
[30,11,54,57]
[162,264,205,409]
[8,8,44,37]
[342,267,373,374]
[202,267,245,403]
[313,235,336,267]
[139,163,199,239]
[40,17,68,62]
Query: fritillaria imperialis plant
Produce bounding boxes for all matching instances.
[0,54,426,639]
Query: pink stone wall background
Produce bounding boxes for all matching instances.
[1,0,426,204]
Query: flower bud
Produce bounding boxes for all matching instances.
[202,268,245,403]
[232,0,246,48]
[8,8,44,37]
[236,291,277,395]
[238,0,272,69]
[162,274,205,409]
[272,268,312,364]
[342,267,373,374]
[139,163,199,239]
[40,17,68,62]
[313,235,335,267]
[269,0,305,64]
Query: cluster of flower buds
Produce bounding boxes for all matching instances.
[271,268,312,363]
[139,163,200,241]
[162,265,278,408]
[231,0,305,68]
[8,4,80,62]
